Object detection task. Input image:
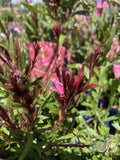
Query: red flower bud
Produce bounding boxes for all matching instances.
[53,24,62,38]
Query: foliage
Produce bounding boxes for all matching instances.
[0,0,10,7]
[0,0,120,159]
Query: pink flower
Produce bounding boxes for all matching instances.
[95,10,101,17]
[106,36,120,62]
[30,68,46,82]
[53,80,65,98]
[12,21,25,34]
[113,64,120,79]
[97,1,109,9]
[29,41,71,84]
[14,70,21,76]
[95,1,109,17]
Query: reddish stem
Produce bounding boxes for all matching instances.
[51,143,90,148]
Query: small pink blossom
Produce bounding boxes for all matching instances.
[106,36,120,62]
[12,21,25,34]
[95,1,109,17]
[53,80,65,98]
[97,1,109,9]
[14,70,21,76]
[95,10,101,17]
[113,64,120,79]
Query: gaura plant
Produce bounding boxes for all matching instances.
[1,0,119,159]
[0,35,101,159]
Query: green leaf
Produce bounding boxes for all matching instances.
[104,26,116,56]
[57,133,74,141]
[0,18,6,34]
[106,158,112,160]
[22,3,48,16]
[18,133,33,160]
[73,10,89,16]
[0,86,9,99]
[92,13,104,26]
[2,126,10,135]
[88,127,99,137]
[112,123,120,130]
[41,92,53,108]
[92,155,98,160]
[104,115,119,122]
[110,79,119,94]
[29,76,43,87]
[49,106,59,115]
[0,74,9,84]
[38,115,48,120]
[59,34,66,48]
[24,21,34,33]
[84,66,89,79]
[9,32,14,61]
[0,43,9,52]
[40,124,51,129]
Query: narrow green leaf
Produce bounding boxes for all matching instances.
[9,32,14,62]
[40,124,51,129]
[22,3,48,16]
[41,92,53,108]
[2,127,10,135]
[106,158,112,160]
[0,43,9,52]
[104,26,116,56]
[87,127,99,137]
[18,133,33,160]
[92,13,104,26]
[92,155,98,160]
[59,34,66,48]
[57,133,74,141]
[112,123,120,130]
[0,74,9,84]
[0,19,6,34]
[104,115,119,122]
[110,79,119,94]
[24,22,34,33]
[0,88,9,99]
[29,76,43,87]
[74,10,89,16]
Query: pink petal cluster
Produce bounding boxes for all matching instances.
[113,64,120,79]
[95,10,101,17]
[53,80,65,98]
[106,36,120,62]
[95,1,109,17]
[106,35,120,79]
[97,1,109,8]
[12,21,25,34]
[29,41,71,85]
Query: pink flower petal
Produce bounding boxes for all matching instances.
[97,2,103,8]
[113,64,120,79]
[103,2,109,8]
[53,80,65,97]
[95,10,101,17]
